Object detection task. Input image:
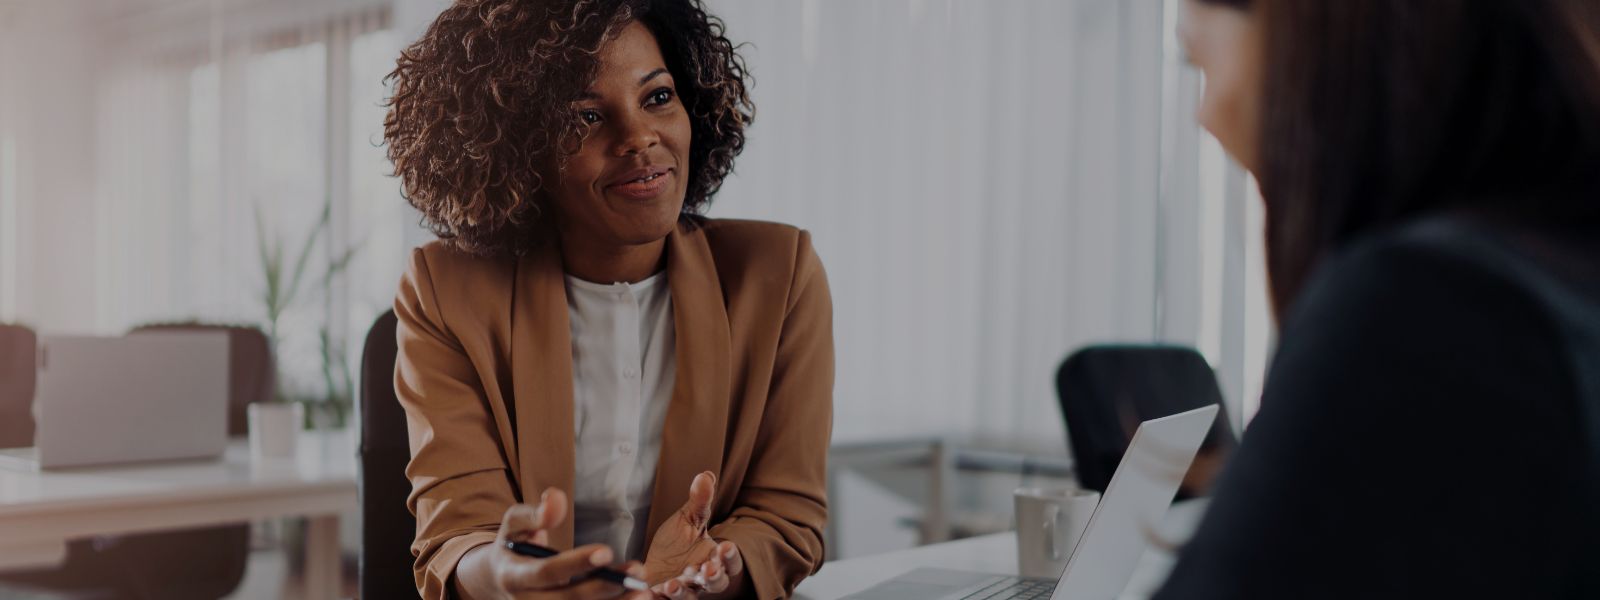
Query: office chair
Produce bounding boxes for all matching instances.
[359,309,423,599]
[0,324,268,599]
[0,324,37,449]
[1055,345,1238,499]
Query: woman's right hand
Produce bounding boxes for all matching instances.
[453,488,652,600]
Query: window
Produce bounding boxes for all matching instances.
[344,26,406,380]
[702,0,1277,445]
[94,5,397,422]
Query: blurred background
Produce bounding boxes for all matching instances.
[0,0,1272,597]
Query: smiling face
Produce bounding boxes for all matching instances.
[1179,0,1263,173]
[549,20,693,251]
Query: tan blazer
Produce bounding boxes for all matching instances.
[394,219,833,600]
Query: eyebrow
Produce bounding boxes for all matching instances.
[578,68,672,100]
[638,68,669,87]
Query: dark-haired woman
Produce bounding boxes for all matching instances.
[1159,0,1600,597]
[383,2,830,599]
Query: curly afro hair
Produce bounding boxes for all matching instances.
[384,0,753,257]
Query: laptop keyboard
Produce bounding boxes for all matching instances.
[959,577,1058,600]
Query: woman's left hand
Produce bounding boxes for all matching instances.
[644,472,746,599]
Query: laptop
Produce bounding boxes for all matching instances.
[843,404,1220,600]
[0,333,230,470]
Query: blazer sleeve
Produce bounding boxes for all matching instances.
[395,248,518,600]
[709,231,835,599]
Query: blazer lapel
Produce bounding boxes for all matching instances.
[510,246,578,549]
[644,224,733,548]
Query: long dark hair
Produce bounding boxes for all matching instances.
[1202,0,1600,316]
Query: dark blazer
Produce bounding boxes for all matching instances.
[1157,213,1600,599]
[394,219,834,600]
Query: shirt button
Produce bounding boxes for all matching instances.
[618,443,634,456]
[622,367,639,379]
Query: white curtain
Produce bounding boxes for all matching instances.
[703,0,1206,449]
[90,3,401,404]
[0,6,18,322]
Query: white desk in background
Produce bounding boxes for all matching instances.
[0,430,357,600]
[797,500,1209,600]
[827,436,1076,551]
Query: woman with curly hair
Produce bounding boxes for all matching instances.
[383,1,831,599]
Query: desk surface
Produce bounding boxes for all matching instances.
[0,430,354,518]
[0,431,356,569]
[796,500,1207,600]
[0,430,358,600]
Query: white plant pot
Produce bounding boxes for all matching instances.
[248,402,303,461]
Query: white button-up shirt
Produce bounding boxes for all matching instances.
[566,272,676,560]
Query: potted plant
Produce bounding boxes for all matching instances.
[254,198,358,431]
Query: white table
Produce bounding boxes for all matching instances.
[826,436,1075,551]
[797,500,1208,600]
[0,430,358,600]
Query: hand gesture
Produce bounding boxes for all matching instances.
[643,473,746,599]
[458,488,653,600]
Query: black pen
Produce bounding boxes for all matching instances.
[504,541,651,591]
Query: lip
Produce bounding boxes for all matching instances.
[605,165,674,201]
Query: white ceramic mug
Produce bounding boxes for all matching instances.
[1014,487,1100,579]
[248,402,303,461]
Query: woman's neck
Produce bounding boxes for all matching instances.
[559,236,668,284]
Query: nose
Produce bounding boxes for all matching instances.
[612,111,660,157]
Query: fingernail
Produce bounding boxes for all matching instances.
[723,546,735,559]
[540,489,550,503]
[591,548,613,566]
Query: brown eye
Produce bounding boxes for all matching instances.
[580,109,602,124]
[647,88,674,106]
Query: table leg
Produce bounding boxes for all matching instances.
[304,514,341,600]
[924,440,954,544]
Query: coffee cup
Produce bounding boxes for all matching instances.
[1014,486,1100,579]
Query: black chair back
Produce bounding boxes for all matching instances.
[1055,345,1238,495]
[0,324,37,449]
[360,309,422,599]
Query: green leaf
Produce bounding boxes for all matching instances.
[281,203,330,312]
